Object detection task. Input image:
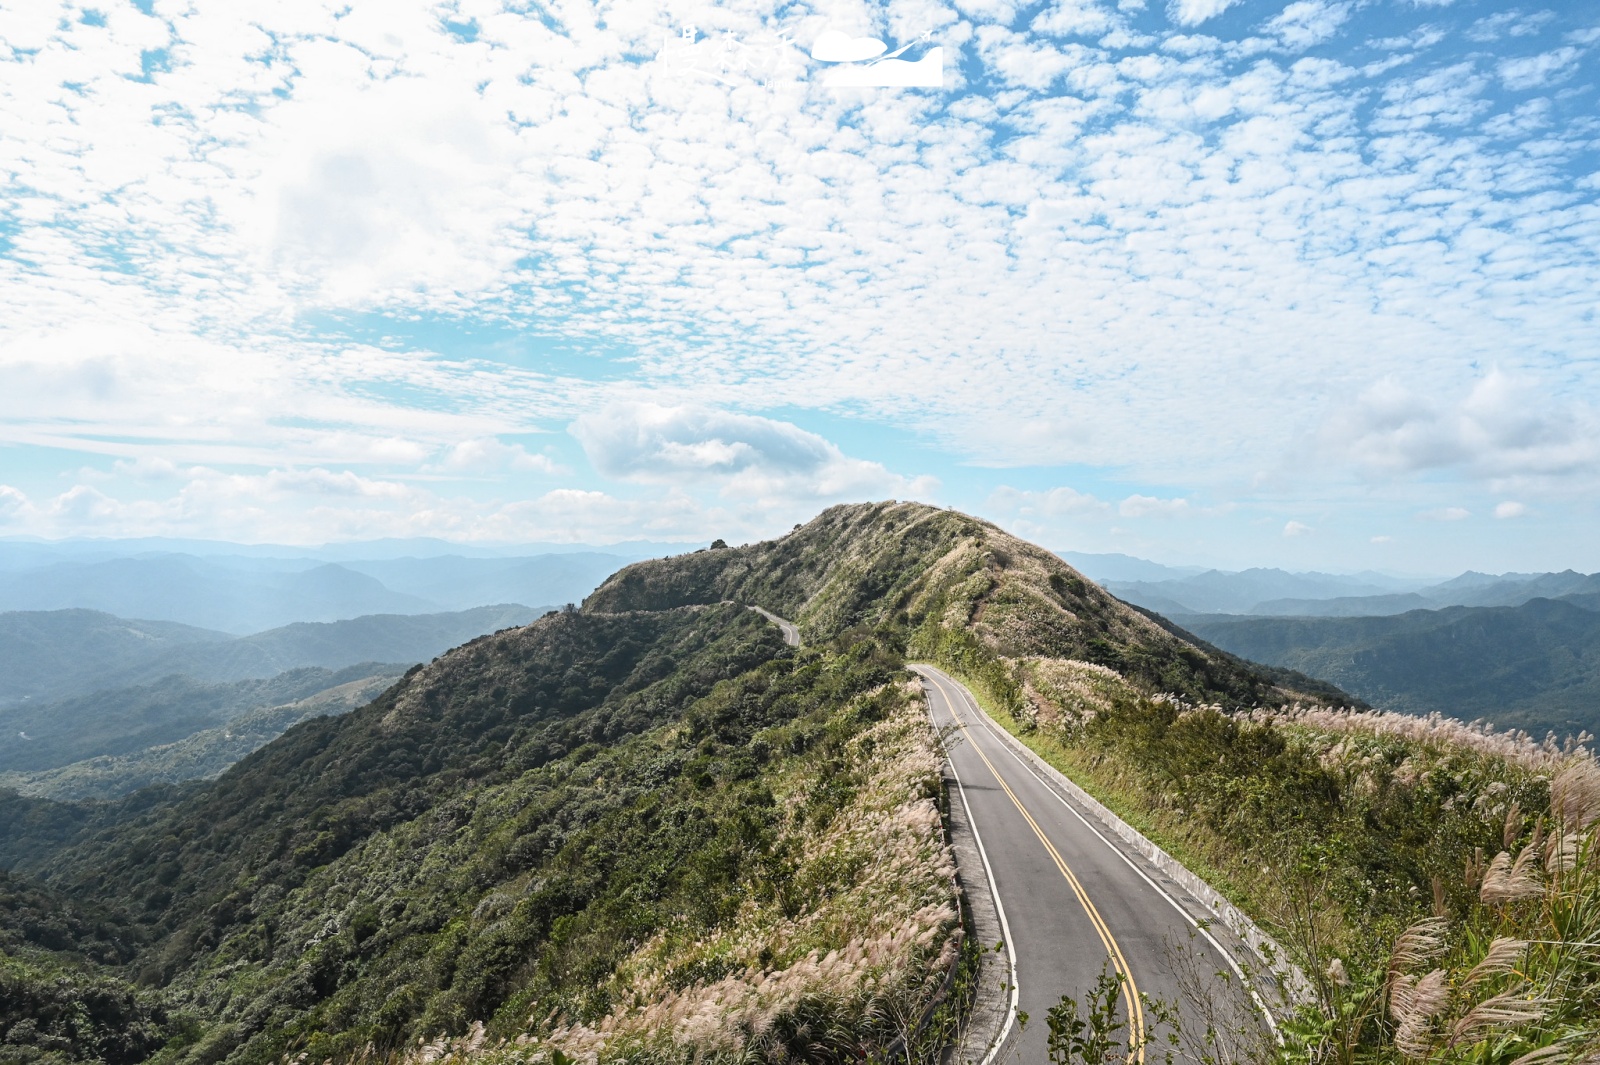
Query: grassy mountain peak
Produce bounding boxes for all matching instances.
[589,500,1341,705]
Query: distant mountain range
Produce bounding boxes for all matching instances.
[0,603,549,798]
[0,550,628,633]
[1062,553,1600,739]
[0,605,543,705]
[1178,596,1600,738]
[0,539,641,805]
[0,664,404,777]
[1096,564,1600,618]
[0,670,407,800]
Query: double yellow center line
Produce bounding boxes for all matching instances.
[936,675,1146,1061]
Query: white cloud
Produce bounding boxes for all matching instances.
[1494,501,1527,519]
[1467,10,1556,43]
[1498,47,1583,91]
[1264,2,1352,50]
[1283,519,1312,536]
[1417,506,1470,521]
[1033,0,1121,38]
[1326,372,1600,486]
[1118,494,1194,518]
[0,0,1598,557]
[1370,534,1393,543]
[0,486,29,525]
[988,485,1110,516]
[569,402,933,504]
[1167,0,1244,27]
[432,439,562,475]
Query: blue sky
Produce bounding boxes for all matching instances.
[0,0,1597,573]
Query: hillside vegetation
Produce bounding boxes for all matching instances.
[2,501,1594,1065]
[0,595,960,1064]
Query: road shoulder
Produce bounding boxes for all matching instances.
[941,755,1012,1064]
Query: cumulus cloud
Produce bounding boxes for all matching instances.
[1,0,1599,554]
[1417,506,1470,521]
[0,486,29,525]
[1032,0,1121,38]
[1326,372,1600,486]
[569,403,935,504]
[1494,501,1527,519]
[1283,520,1313,536]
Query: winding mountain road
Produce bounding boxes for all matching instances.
[745,607,1273,1062]
[749,606,801,647]
[913,664,1272,1065]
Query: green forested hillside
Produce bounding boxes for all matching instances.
[1179,596,1600,737]
[0,666,401,776]
[0,598,950,1064]
[0,669,406,800]
[0,610,229,703]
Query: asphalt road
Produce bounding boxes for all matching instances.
[749,606,801,647]
[913,664,1269,1065]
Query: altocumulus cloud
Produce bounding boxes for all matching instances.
[569,403,938,503]
[1,0,1598,560]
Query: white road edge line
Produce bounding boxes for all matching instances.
[916,668,1019,1065]
[933,666,1282,1041]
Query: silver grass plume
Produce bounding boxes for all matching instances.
[1551,759,1600,830]
[1389,917,1449,984]
[1480,848,1544,903]
[1504,800,1523,851]
[1391,969,1450,1059]
[1448,986,1547,1046]
[1507,1045,1573,1065]
[1462,937,1528,991]
[1546,831,1583,875]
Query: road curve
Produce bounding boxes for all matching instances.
[749,606,801,647]
[913,664,1267,1064]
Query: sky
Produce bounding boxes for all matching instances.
[0,0,1597,574]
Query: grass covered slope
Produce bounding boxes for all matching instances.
[1,596,960,1064]
[593,502,1600,1065]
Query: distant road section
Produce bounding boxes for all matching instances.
[749,607,800,647]
[913,664,1271,1063]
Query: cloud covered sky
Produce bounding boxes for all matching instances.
[1,0,1597,573]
